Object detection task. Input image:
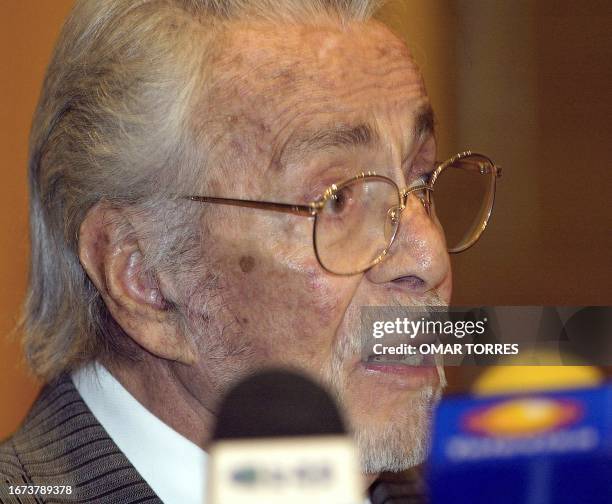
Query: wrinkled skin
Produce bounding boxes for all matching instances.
[177,19,451,469]
[88,19,452,476]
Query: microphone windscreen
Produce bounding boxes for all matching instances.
[212,368,346,440]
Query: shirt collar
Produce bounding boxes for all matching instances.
[72,362,207,504]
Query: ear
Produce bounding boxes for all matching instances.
[78,202,196,364]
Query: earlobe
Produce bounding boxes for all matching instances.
[78,203,196,365]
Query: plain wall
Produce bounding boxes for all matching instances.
[0,0,75,439]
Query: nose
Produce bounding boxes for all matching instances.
[366,191,452,300]
[400,186,432,215]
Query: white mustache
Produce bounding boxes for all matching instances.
[338,290,447,358]
[322,290,448,393]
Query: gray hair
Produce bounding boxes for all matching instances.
[23,0,384,381]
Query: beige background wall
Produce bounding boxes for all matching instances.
[451,0,612,306]
[1,1,74,439]
[2,1,611,437]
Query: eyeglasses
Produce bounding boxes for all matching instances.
[187,150,502,275]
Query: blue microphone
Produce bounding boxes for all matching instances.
[427,373,611,504]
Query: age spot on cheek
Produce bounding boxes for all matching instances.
[239,255,256,273]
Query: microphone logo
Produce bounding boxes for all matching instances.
[462,398,583,437]
[231,463,333,487]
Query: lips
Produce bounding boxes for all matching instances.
[365,352,437,367]
[358,360,440,390]
[356,329,440,391]
[352,344,440,393]
[362,326,440,365]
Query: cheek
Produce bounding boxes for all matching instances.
[224,242,351,362]
[239,255,256,273]
[242,252,339,325]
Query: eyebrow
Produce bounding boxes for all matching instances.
[278,104,435,170]
[291,122,379,155]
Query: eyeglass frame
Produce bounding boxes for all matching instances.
[186,150,502,276]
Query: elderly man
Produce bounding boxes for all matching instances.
[1,0,500,502]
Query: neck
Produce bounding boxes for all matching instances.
[101,354,216,450]
[101,355,381,493]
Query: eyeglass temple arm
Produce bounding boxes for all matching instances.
[186,196,316,216]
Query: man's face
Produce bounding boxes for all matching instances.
[175,20,452,472]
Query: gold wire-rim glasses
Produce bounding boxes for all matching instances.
[186,150,502,276]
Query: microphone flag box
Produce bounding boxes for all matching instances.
[427,385,612,504]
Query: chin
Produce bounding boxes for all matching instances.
[352,383,443,473]
[338,362,446,474]
[320,343,446,473]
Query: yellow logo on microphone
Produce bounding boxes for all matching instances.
[463,398,582,437]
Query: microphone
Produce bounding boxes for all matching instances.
[207,368,363,504]
[427,364,611,504]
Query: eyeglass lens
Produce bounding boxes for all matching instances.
[314,177,400,275]
[313,154,496,274]
[432,154,495,252]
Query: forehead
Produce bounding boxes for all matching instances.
[224,20,417,76]
[204,20,429,173]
